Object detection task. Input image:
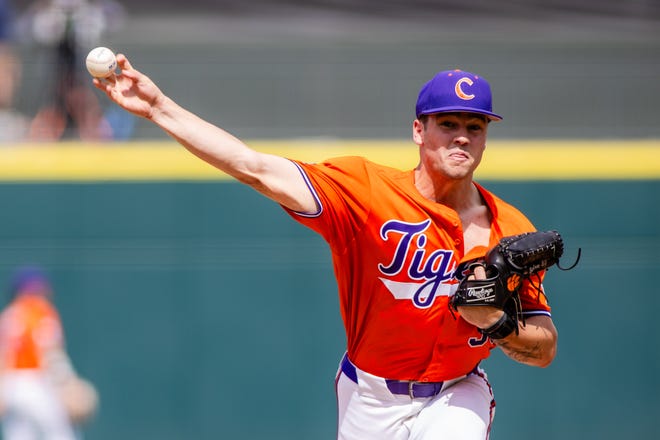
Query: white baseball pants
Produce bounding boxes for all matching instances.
[335,354,495,440]
[1,371,78,440]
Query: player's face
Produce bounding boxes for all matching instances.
[413,112,488,181]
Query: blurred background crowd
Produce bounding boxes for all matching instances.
[0,0,658,143]
[0,0,127,142]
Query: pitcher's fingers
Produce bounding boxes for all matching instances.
[119,68,140,81]
[116,53,134,71]
[92,77,109,92]
[115,55,147,83]
[472,264,487,280]
[466,262,487,280]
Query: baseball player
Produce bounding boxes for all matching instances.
[95,59,558,439]
[0,266,97,440]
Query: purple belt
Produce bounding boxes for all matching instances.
[385,379,444,398]
[340,354,477,399]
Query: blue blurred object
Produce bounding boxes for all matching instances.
[104,106,136,141]
[0,0,14,41]
[9,265,52,297]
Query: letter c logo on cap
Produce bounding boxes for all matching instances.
[455,77,475,100]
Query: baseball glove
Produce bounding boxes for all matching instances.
[450,230,579,339]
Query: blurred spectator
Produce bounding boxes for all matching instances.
[0,43,31,143]
[0,0,13,41]
[18,0,134,141]
[0,0,31,142]
[0,265,98,440]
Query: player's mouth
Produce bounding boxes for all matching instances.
[448,151,470,162]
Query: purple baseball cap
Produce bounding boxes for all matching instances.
[9,265,51,297]
[415,69,502,121]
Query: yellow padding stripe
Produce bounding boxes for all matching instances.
[0,140,657,181]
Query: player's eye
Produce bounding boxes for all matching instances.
[438,120,456,129]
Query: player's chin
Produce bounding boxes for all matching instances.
[443,165,475,180]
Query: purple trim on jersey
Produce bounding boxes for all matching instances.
[288,161,323,218]
[522,310,551,318]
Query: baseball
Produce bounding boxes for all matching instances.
[85,47,117,78]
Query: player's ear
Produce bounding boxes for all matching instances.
[412,119,424,146]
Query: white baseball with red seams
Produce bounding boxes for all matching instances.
[85,47,117,78]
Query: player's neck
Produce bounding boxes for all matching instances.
[414,171,479,211]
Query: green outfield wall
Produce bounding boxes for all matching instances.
[0,143,657,440]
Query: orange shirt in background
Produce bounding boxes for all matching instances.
[0,294,63,370]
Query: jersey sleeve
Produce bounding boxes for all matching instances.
[519,276,551,317]
[284,156,374,250]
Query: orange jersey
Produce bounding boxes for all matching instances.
[286,156,550,381]
[0,294,63,370]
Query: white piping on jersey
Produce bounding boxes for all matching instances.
[289,160,323,218]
